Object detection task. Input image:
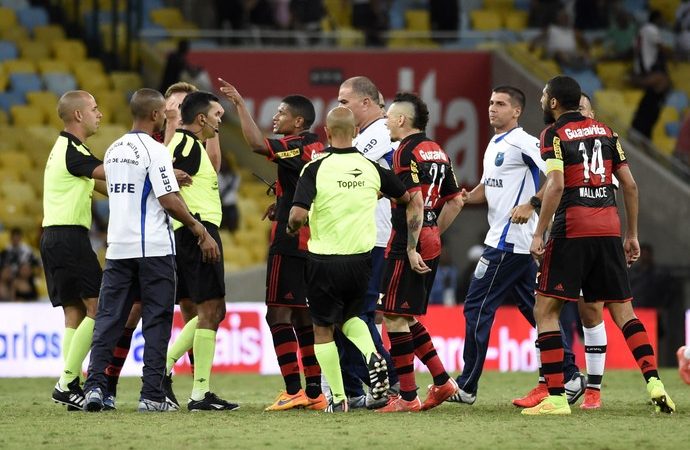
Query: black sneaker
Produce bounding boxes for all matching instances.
[162,373,180,409]
[52,378,85,410]
[366,353,389,400]
[187,392,240,411]
[325,398,349,413]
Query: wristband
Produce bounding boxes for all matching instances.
[529,196,542,209]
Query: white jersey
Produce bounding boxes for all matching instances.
[482,127,545,254]
[353,117,395,248]
[104,132,180,259]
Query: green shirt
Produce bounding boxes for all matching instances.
[168,129,221,229]
[292,147,406,255]
[42,131,101,228]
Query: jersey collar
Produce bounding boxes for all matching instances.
[493,126,520,143]
[60,130,83,146]
[327,146,359,154]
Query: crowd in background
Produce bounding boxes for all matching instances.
[0,228,40,302]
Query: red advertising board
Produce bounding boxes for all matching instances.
[189,50,492,186]
[411,305,657,372]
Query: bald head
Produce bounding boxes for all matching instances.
[130,88,165,120]
[326,106,356,140]
[57,90,93,122]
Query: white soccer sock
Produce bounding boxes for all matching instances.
[583,321,607,390]
[536,340,545,383]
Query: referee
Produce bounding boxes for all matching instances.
[287,106,409,412]
[44,90,106,410]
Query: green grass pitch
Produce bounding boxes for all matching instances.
[1,369,688,449]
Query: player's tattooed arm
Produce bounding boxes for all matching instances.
[406,191,431,274]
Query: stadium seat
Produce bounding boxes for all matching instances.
[504,11,528,31]
[52,39,87,63]
[0,40,19,61]
[622,89,644,106]
[0,68,6,91]
[0,91,25,112]
[3,58,36,74]
[79,72,111,93]
[0,7,18,29]
[666,121,681,138]
[10,104,45,126]
[596,62,631,89]
[0,25,29,44]
[484,0,515,9]
[32,24,65,42]
[666,90,689,113]
[43,72,77,96]
[16,7,50,32]
[0,152,34,172]
[109,71,143,95]
[26,90,58,117]
[405,10,431,32]
[9,72,43,95]
[0,181,37,205]
[18,40,51,61]
[470,10,502,31]
[37,59,70,74]
[150,7,185,29]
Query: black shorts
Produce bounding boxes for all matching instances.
[265,253,307,307]
[40,226,102,307]
[537,237,632,303]
[378,256,439,316]
[305,252,371,326]
[175,223,225,304]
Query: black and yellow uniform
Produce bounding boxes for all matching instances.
[292,146,406,326]
[40,131,103,307]
[169,129,224,303]
[263,132,324,308]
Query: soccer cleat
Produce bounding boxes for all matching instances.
[446,387,476,405]
[375,395,421,413]
[304,393,329,410]
[366,353,390,400]
[512,383,548,407]
[138,398,176,412]
[676,346,690,385]
[264,390,309,411]
[421,377,458,411]
[52,378,85,410]
[646,377,676,414]
[325,398,349,413]
[162,373,180,410]
[565,372,586,404]
[521,394,571,415]
[579,388,601,410]
[348,394,366,409]
[103,393,116,411]
[84,388,104,412]
[188,392,240,411]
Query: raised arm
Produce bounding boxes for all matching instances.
[217,78,269,156]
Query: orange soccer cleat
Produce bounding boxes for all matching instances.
[264,390,309,411]
[579,388,601,410]
[512,383,548,408]
[375,395,421,413]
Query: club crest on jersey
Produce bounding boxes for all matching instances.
[495,152,504,166]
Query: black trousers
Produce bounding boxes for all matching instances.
[84,256,176,402]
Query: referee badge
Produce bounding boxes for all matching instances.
[495,152,504,166]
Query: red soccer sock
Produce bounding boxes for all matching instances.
[105,326,135,395]
[269,323,302,394]
[295,325,322,398]
[622,318,659,382]
[410,321,449,386]
[537,331,565,396]
[389,331,416,401]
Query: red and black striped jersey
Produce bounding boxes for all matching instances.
[388,132,460,259]
[264,131,324,256]
[539,112,628,238]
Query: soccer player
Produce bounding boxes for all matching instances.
[287,106,409,412]
[160,91,239,411]
[523,75,675,415]
[45,90,105,410]
[336,76,399,407]
[445,86,585,407]
[219,79,327,411]
[377,92,464,412]
[83,88,219,412]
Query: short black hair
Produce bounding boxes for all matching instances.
[492,85,525,110]
[180,91,219,125]
[393,92,429,131]
[282,95,316,129]
[545,76,581,111]
[649,10,662,23]
[130,88,165,120]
